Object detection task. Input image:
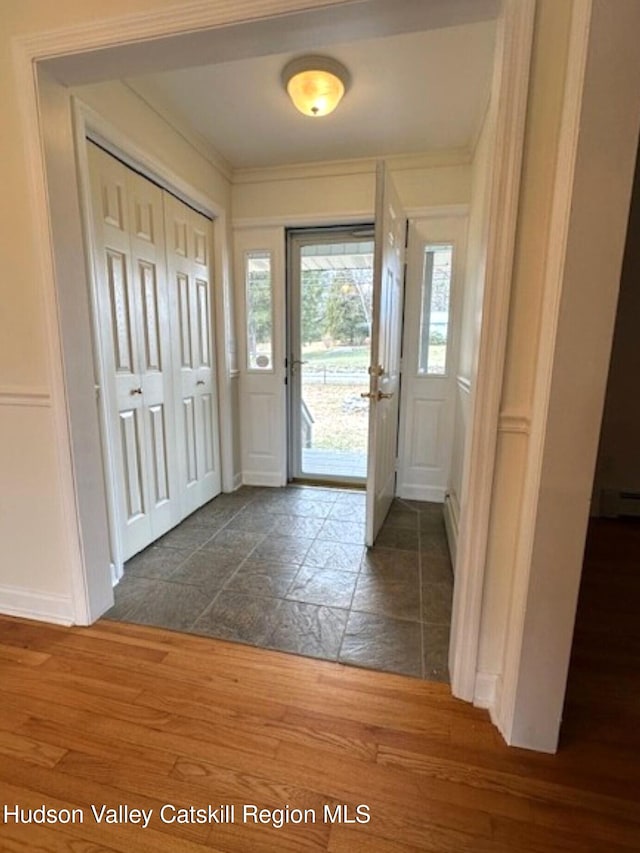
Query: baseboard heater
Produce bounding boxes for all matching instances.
[600,489,640,518]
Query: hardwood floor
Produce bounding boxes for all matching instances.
[0,518,638,852]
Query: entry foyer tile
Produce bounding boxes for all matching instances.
[125,545,191,580]
[304,540,365,572]
[423,623,450,682]
[192,591,283,646]
[251,536,314,565]
[318,519,365,545]
[226,560,299,597]
[113,485,452,685]
[351,571,421,622]
[286,565,358,609]
[267,601,348,661]
[339,611,422,677]
[168,549,240,596]
[124,580,211,632]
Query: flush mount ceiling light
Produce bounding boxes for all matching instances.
[282,55,350,117]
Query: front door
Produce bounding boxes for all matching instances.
[365,163,408,546]
[288,228,374,485]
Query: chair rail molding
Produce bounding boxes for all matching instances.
[0,387,51,407]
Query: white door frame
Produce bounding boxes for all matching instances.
[13,0,534,711]
[447,0,536,701]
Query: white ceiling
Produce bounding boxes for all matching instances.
[126,20,496,171]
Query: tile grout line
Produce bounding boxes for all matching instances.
[335,538,365,664]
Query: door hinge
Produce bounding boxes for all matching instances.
[394,457,400,472]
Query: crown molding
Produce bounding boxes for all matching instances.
[233,148,472,185]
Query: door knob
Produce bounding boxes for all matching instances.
[196,380,206,386]
[360,390,394,401]
[130,387,143,395]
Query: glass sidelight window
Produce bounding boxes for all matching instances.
[418,244,453,376]
[245,250,273,371]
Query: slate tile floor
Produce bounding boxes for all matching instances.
[105,486,454,682]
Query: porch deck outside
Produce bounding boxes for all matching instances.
[299,344,370,481]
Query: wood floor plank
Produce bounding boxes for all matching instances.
[0,641,50,667]
[0,520,638,853]
[0,729,67,769]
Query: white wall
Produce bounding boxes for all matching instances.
[448,103,495,529]
[232,154,471,224]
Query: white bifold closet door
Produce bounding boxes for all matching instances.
[164,192,221,516]
[88,142,221,562]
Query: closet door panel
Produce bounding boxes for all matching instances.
[164,192,221,514]
[89,144,153,560]
[126,168,180,538]
[89,142,221,564]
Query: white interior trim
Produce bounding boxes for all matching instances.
[232,211,373,230]
[449,0,536,703]
[406,204,469,221]
[443,491,460,566]
[498,411,531,434]
[496,0,593,751]
[397,485,446,503]
[233,148,472,185]
[12,49,91,626]
[0,586,75,626]
[234,205,469,231]
[0,388,51,407]
[473,671,500,710]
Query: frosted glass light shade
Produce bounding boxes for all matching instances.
[282,56,349,117]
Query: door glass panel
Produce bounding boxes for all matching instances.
[245,250,273,371]
[297,239,374,481]
[418,244,453,376]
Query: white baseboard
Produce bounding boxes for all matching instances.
[443,491,460,568]
[474,671,500,710]
[231,472,243,491]
[0,585,75,625]
[242,472,286,487]
[396,484,446,502]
